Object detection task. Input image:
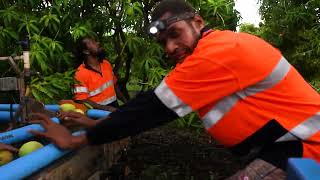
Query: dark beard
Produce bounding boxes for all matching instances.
[89,47,106,62]
[187,21,202,53]
[98,49,106,62]
[171,21,201,63]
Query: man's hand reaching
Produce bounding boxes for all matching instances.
[29,113,87,149]
[58,112,99,128]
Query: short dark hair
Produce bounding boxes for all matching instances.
[151,0,196,22]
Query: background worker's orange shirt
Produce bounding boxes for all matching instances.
[73,60,117,105]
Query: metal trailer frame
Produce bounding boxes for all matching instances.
[0,37,31,127]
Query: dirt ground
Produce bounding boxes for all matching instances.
[105,124,249,180]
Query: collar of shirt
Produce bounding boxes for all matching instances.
[84,61,103,76]
[200,26,213,37]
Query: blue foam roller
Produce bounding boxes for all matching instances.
[0,118,60,144]
[87,109,111,119]
[0,104,19,111]
[44,105,60,112]
[0,105,60,122]
[287,158,320,180]
[0,111,15,123]
[0,104,60,112]
[0,131,83,180]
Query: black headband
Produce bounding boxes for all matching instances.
[148,12,196,36]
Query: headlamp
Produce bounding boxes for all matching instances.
[149,21,166,34]
[148,12,195,36]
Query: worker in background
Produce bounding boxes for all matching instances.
[73,37,127,112]
[30,0,320,179]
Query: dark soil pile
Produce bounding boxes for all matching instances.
[107,125,249,180]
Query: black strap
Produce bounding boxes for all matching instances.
[200,26,212,37]
[86,90,179,145]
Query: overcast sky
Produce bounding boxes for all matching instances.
[235,0,262,26]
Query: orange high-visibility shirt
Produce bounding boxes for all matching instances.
[74,60,117,105]
[155,30,320,162]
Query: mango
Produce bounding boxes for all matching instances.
[60,103,76,112]
[0,150,13,166]
[19,141,43,157]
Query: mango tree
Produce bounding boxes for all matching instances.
[258,0,320,81]
[0,0,239,104]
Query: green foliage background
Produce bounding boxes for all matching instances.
[0,0,318,126]
[0,2,238,179]
[0,0,319,178]
[240,0,320,83]
[0,0,239,104]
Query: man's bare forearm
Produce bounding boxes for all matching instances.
[77,99,117,112]
[87,118,103,128]
[70,134,89,149]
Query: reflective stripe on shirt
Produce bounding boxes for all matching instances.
[89,80,114,97]
[98,95,117,105]
[276,112,320,142]
[74,87,89,93]
[155,80,193,117]
[203,57,291,129]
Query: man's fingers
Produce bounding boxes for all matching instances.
[61,116,76,123]
[6,146,18,153]
[0,144,18,153]
[59,112,81,120]
[29,130,48,139]
[61,120,73,126]
[29,113,51,124]
[29,120,47,127]
[68,111,85,118]
[29,120,49,129]
[57,112,69,119]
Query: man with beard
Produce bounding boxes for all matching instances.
[30,0,320,179]
[72,37,122,112]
